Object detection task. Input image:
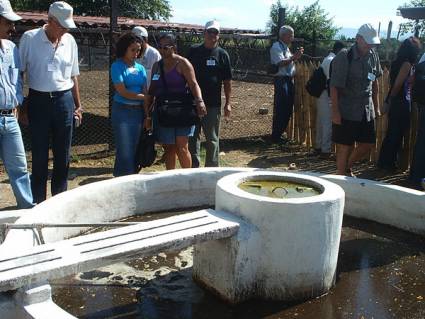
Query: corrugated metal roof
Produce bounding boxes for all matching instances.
[398,7,425,20]
[16,11,261,34]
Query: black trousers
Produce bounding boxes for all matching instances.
[272,76,294,141]
[378,97,410,169]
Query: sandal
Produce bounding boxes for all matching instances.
[346,168,356,178]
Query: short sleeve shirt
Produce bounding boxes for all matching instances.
[188,44,232,108]
[19,27,79,92]
[330,44,382,121]
[270,40,295,77]
[136,46,161,89]
[111,59,147,105]
[0,39,23,108]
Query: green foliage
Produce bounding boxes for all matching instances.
[267,0,339,41]
[12,0,172,20]
[399,0,425,37]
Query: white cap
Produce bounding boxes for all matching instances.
[0,0,21,21]
[357,23,380,45]
[132,26,148,39]
[205,20,220,32]
[48,1,76,29]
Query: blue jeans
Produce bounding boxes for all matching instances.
[28,89,74,203]
[0,115,34,208]
[189,107,221,167]
[111,102,144,177]
[272,76,294,141]
[410,106,425,183]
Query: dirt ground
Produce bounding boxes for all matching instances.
[0,138,418,210]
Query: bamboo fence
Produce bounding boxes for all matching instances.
[289,62,419,170]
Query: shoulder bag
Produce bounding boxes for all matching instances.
[156,60,200,127]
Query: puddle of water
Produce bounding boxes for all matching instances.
[51,212,425,319]
[239,180,320,198]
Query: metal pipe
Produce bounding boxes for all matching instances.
[2,222,141,229]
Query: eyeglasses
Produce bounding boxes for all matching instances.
[158,44,174,50]
[206,29,219,36]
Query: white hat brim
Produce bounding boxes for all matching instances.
[2,11,22,22]
[370,36,380,45]
[59,17,77,29]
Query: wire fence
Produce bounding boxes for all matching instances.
[11,29,419,170]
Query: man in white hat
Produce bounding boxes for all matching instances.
[132,26,161,88]
[188,20,232,167]
[0,0,34,208]
[330,23,382,177]
[19,1,82,203]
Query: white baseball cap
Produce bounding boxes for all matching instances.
[48,1,76,29]
[205,20,220,32]
[132,26,148,39]
[357,23,380,45]
[0,0,21,22]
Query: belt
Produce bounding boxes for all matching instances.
[0,109,15,116]
[29,88,71,98]
[117,103,143,110]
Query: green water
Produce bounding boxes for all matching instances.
[238,180,321,199]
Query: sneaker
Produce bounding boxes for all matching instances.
[272,137,289,145]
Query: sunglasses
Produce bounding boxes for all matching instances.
[158,44,174,50]
[206,29,219,36]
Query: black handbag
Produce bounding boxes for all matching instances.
[156,60,200,128]
[134,129,157,172]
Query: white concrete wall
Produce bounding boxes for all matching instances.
[0,168,424,318]
[193,172,345,303]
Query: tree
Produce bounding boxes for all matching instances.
[267,0,340,55]
[398,0,425,38]
[268,0,339,39]
[13,0,172,20]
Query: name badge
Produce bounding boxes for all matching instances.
[152,73,160,81]
[128,67,138,75]
[206,59,216,66]
[47,63,58,72]
[367,72,376,81]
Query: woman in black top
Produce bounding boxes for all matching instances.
[378,37,421,171]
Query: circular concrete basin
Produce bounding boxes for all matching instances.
[193,171,345,302]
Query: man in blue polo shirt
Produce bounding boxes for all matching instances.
[188,20,232,167]
[0,0,33,208]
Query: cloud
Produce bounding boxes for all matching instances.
[172,7,237,25]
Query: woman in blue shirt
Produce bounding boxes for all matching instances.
[111,32,147,176]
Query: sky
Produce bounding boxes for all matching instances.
[167,0,411,34]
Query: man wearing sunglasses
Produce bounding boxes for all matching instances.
[0,0,34,208]
[188,20,232,168]
[19,1,82,203]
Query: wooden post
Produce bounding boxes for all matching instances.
[277,8,286,40]
[109,0,118,150]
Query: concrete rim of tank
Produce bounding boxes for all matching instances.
[217,171,345,204]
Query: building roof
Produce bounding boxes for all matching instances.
[16,11,262,35]
[398,7,425,20]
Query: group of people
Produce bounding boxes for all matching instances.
[0,0,233,208]
[110,20,232,174]
[270,23,424,189]
[1,0,424,210]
